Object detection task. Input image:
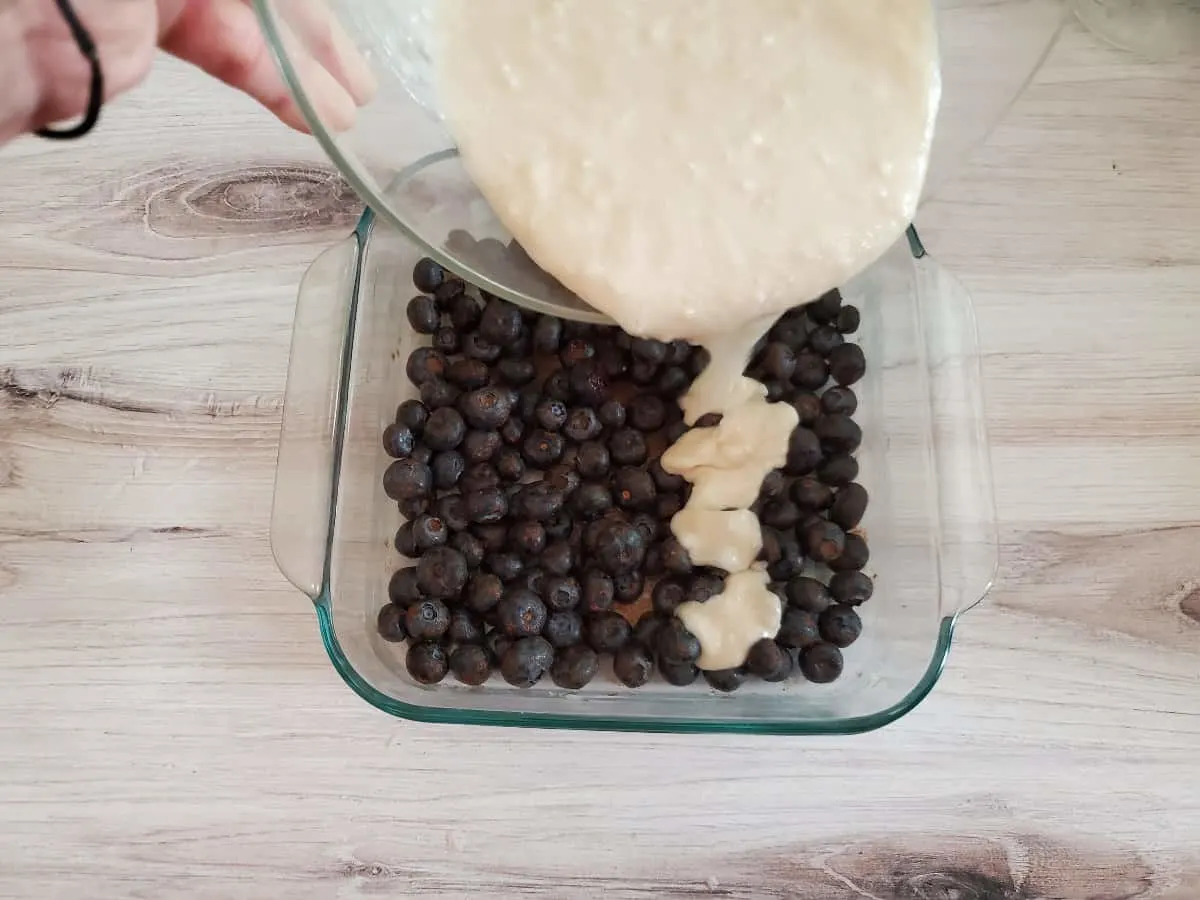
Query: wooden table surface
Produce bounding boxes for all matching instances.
[4,20,1200,900]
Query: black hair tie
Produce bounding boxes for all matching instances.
[36,0,104,140]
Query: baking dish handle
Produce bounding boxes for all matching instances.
[271,234,360,600]
[916,253,1000,617]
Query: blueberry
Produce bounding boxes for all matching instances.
[659,537,693,575]
[830,483,869,531]
[465,573,504,614]
[563,407,603,443]
[770,312,809,348]
[462,332,501,363]
[394,521,419,556]
[447,609,484,645]
[406,347,448,386]
[433,325,460,355]
[836,305,861,334]
[434,277,465,306]
[406,640,449,684]
[777,608,821,650]
[405,598,451,641]
[461,387,516,431]
[581,569,615,614]
[828,343,866,387]
[586,611,632,653]
[533,315,563,354]
[485,629,513,663]
[704,668,746,693]
[655,493,684,523]
[514,482,566,522]
[496,589,548,638]
[408,297,441,336]
[396,399,429,433]
[559,338,597,369]
[687,572,725,605]
[649,458,685,494]
[486,552,524,583]
[760,499,801,530]
[766,530,805,581]
[550,644,599,689]
[790,392,822,426]
[507,521,547,558]
[416,547,469,599]
[447,357,491,390]
[830,571,873,605]
[544,463,581,495]
[541,541,575,576]
[534,398,569,432]
[746,639,794,682]
[412,257,447,294]
[758,469,787,500]
[523,429,566,467]
[398,495,431,520]
[449,644,492,686]
[633,612,667,648]
[806,288,843,325]
[569,360,611,406]
[429,452,464,491]
[575,442,611,480]
[652,577,688,616]
[448,293,483,331]
[383,459,432,501]
[757,342,796,382]
[388,566,422,605]
[434,493,469,531]
[450,531,485,569]
[613,467,656,511]
[786,576,833,613]
[657,618,701,664]
[629,395,666,433]
[612,570,645,605]
[830,533,870,572]
[376,603,408,643]
[382,423,415,459]
[792,351,829,391]
[479,298,524,346]
[411,514,449,551]
[657,366,690,397]
[632,362,662,387]
[499,636,555,688]
[818,454,859,487]
[542,575,582,612]
[799,642,844,683]
[630,337,668,365]
[694,413,723,429]
[543,369,572,403]
[785,427,823,476]
[629,511,659,546]
[490,448,522,484]
[420,378,460,410]
[609,429,648,467]
[821,386,858,416]
[605,643,652,688]
[659,659,700,686]
[490,355,532,386]
[466,486,508,525]
[461,430,502,464]
[815,414,862,455]
[792,475,834,511]
[808,325,845,357]
[598,399,626,430]
[473,522,509,553]
[592,520,646,575]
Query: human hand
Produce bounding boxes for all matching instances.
[0,0,375,144]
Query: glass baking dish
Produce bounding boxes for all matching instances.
[271,209,997,734]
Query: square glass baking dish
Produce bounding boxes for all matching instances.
[271,210,997,734]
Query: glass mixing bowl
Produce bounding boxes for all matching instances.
[254,0,1066,322]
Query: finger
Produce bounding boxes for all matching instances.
[159,0,358,133]
[283,0,377,106]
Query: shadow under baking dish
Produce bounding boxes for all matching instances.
[271,209,997,735]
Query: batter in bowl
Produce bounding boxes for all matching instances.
[433,0,941,671]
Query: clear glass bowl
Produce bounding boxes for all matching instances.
[253,0,1066,321]
[1073,0,1200,57]
[270,211,998,733]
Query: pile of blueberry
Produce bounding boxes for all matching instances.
[376,256,872,693]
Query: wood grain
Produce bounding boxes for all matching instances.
[3,31,1200,900]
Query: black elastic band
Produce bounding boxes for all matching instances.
[36,0,104,140]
